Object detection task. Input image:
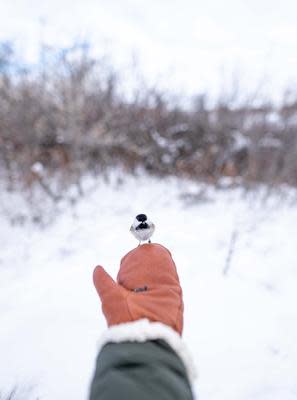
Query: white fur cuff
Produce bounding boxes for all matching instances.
[98,319,197,382]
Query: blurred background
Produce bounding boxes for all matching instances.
[1,0,297,197]
[0,1,297,399]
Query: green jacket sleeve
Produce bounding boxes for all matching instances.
[89,339,194,400]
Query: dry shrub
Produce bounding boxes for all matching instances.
[1,40,297,202]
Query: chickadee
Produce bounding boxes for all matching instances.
[130,214,155,244]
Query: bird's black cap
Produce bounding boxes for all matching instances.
[136,214,147,222]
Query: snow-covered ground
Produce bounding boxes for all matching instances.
[0,174,296,400]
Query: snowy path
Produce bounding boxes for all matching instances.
[0,175,296,399]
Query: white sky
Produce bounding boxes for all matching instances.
[1,0,297,100]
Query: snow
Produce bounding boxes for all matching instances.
[31,162,44,176]
[0,173,296,400]
[231,131,250,152]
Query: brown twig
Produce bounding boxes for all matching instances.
[223,228,238,276]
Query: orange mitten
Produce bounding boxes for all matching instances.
[93,243,184,335]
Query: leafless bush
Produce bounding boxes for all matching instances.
[0,385,38,400]
[1,40,297,202]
